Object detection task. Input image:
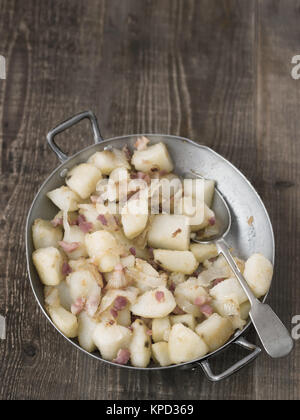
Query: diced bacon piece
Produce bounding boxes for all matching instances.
[51,217,63,227]
[77,215,93,233]
[200,304,214,317]
[112,348,131,365]
[194,296,207,306]
[148,248,154,259]
[146,330,152,336]
[137,172,151,185]
[122,145,132,161]
[77,214,86,224]
[86,294,101,317]
[110,309,118,319]
[113,296,128,311]
[130,172,138,179]
[209,217,216,226]
[58,241,80,253]
[134,136,150,151]
[129,247,136,256]
[172,305,186,315]
[97,214,108,226]
[212,278,226,287]
[155,291,165,302]
[71,297,86,315]
[62,262,72,276]
[169,282,176,293]
[79,221,93,233]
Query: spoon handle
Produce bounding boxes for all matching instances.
[216,239,294,358]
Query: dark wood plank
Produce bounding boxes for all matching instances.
[0,0,298,400]
[252,0,300,400]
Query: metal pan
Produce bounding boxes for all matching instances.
[25,111,275,381]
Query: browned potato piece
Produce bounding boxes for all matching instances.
[148,215,191,251]
[195,313,234,352]
[66,163,102,199]
[32,219,63,249]
[131,142,173,173]
[33,247,64,286]
[153,250,198,275]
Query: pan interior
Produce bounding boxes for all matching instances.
[26,134,275,370]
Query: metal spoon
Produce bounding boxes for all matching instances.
[188,174,294,358]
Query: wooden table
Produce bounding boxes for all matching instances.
[0,0,299,400]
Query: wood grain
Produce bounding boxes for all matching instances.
[0,0,299,400]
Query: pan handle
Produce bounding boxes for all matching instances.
[198,337,261,382]
[47,111,103,163]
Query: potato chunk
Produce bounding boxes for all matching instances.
[48,305,78,338]
[147,215,191,251]
[121,194,149,240]
[152,317,171,342]
[170,314,196,331]
[195,313,234,352]
[131,142,173,173]
[93,322,132,361]
[168,323,208,363]
[152,342,172,367]
[117,307,131,327]
[32,219,63,249]
[66,163,102,199]
[130,287,176,318]
[244,253,273,298]
[210,277,248,305]
[33,247,64,286]
[190,243,218,263]
[98,287,139,314]
[129,320,151,368]
[240,301,251,320]
[183,179,215,207]
[67,269,101,315]
[47,186,80,212]
[178,197,215,232]
[122,213,148,240]
[78,204,104,231]
[126,258,167,293]
[88,149,130,175]
[57,281,72,311]
[153,250,198,275]
[78,311,99,352]
[85,230,120,272]
[212,298,246,331]
[62,225,88,260]
[174,279,208,317]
